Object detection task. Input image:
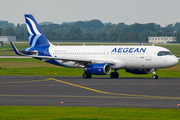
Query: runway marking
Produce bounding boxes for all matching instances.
[79,83,180,86]
[0,78,51,84]
[50,78,180,100]
[1,77,179,100]
[0,84,63,87]
[0,94,179,99]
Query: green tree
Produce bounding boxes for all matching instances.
[82,33,94,41]
[73,21,85,28]
[42,27,56,40]
[108,31,120,41]
[175,33,180,43]
[56,28,69,34]
[96,32,107,41]
[85,20,104,29]
[1,27,16,36]
[162,29,173,36]
[60,33,70,40]
[70,26,83,36]
[16,23,20,31]
[0,20,15,28]
[174,22,180,31]
[0,28,2,35]
[126,31,139,42]
[151,31,162,36]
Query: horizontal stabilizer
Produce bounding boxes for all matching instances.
[10,41,38,56]
[10,41,25,56]
[20,50,38,55]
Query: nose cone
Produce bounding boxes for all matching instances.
[171,56,179,66]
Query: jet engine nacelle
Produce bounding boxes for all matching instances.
[125,69,152,74]
[84,63,111,75]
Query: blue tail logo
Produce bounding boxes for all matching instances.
[25,14,50,47]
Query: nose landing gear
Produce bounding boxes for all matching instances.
[152,69,158,79]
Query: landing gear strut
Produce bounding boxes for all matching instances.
[152,69,158,79]
[82,72,92,79]
[110,70,119,78]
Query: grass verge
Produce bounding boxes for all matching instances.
[0,58,180,77]
[0,106,180,120]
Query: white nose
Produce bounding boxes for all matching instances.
[171,56,179,66]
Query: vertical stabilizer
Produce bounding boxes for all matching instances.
[25,14,50,47]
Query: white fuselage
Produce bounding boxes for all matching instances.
[48,45,179,69]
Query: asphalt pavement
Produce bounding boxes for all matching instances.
[0,76,180,108]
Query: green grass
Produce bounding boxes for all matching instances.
[0,106,180,120]
[0,58,179,78]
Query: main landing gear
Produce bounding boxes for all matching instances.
[82,72,92,79]
[152,69,158,79]
[110,70,119,78]
[83,70,119,79]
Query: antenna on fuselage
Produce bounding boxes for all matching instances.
[140,42,143,46]
[83,43,85,46]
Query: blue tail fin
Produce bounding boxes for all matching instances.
[25,14,50,47]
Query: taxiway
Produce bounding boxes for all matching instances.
[0,76,180,108]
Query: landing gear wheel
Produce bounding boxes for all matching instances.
[152,69,158,79]
[83,73,92,79]
[152,75,158,79]
[110,72,119,78]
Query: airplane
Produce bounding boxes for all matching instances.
[10,14,179,79]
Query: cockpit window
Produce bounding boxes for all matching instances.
[157,51,172,56]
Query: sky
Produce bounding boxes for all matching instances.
[1,0,180,27]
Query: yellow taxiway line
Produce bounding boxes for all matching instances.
[0,78,179,100]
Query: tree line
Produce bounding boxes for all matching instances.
[1,19,180,43]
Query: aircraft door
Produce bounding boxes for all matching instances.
[103,51,109,58]
[146,48,153,63]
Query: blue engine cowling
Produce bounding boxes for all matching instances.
[125,69,152,74]
[84,63,111,75]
